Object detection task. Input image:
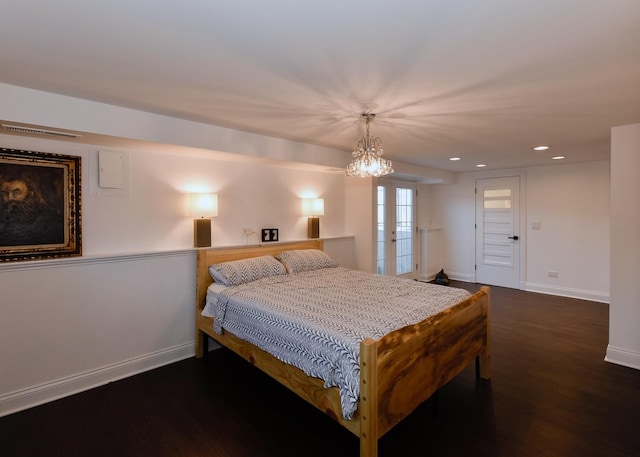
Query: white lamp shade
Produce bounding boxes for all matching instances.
[190,193,218,218]
[301,198,324,216]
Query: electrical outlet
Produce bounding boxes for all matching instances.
[548,271,559,278]
[242,228,255,237]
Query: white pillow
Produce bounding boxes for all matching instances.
[275,249,338,273]
[208,255,287,286]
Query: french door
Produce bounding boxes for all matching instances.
[475,176,521,288]
[376,179,417,279]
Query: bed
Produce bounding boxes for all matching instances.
[195,240,491,457]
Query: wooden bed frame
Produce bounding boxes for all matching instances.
[195,240,491,457]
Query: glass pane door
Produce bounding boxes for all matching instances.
[395,187,414,275]
[377,186,386,274]
[376,179,417,279]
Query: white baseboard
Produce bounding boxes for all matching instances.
[605,345,640,370]
[0,342,194,418]
[525,282,609,303]
[418,277,609,303]
[449,272,476,283]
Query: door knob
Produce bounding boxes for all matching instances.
[508,235,519,240]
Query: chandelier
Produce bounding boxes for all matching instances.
[346,113,394,178]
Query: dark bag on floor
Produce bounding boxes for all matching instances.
[434,268,450,286]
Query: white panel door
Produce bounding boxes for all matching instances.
[475,176,520,288]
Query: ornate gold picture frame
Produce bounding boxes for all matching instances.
[0,147,81,262]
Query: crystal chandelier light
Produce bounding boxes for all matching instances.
[346,113,394,178]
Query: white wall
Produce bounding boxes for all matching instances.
[1,134,347,253]
[607,123,640,369]
[428,172,482,283]
[0,131,354,417]
[429,161,610,302]
[345,176,376,272]
[525,161,610,301]
[417,183,439,280]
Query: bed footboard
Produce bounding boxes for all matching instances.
[359,286,491,457]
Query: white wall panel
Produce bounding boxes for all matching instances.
[607,123,640,369]
[0,251,195,416]
[525,161,610,301]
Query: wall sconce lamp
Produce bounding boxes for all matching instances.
[301,198,324,239]
[190,193,218,247]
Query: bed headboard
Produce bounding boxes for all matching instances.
[196,240,324,312]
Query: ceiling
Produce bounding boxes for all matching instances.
[1,0,639,173]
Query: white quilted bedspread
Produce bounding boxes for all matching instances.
[203,267,471,420]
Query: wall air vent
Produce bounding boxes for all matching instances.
[1,124,81,139]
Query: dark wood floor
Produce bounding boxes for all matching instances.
[2,282,639,457]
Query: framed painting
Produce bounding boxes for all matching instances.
[0,147,81,262]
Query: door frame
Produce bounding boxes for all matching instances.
[474,173,526,289]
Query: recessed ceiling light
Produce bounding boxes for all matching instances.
[476,164,487,168]
[449,157,461,161]
[552,155,566,160]
[533,145,550,151]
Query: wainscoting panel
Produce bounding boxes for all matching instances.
[0,250,197,417]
